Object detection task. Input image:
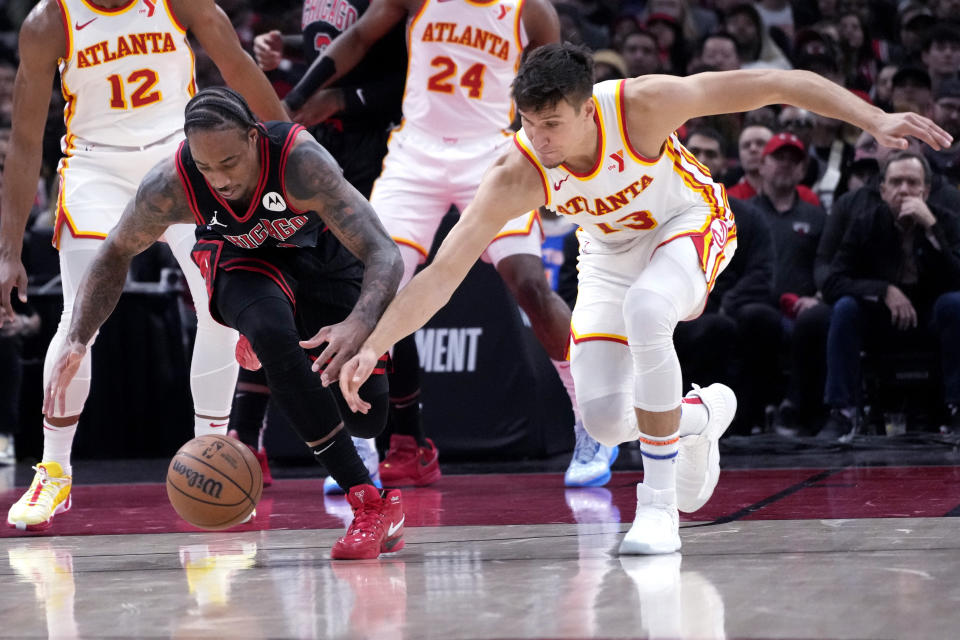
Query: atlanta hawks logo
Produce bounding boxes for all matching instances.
[710,217,729,247]
[262,191,288,212]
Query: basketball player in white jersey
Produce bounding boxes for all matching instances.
[0,0,287,531]
[284,0,619,489]
[333,44,952,554]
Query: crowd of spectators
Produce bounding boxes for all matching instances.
[3,0,960,459]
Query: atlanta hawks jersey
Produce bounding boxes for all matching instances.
[403,0,527,137]
[176,122,326,250]
[56,0,196,149]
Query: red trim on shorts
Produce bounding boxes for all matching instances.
[190,238,224,307]
[280,125,308,214]
[221,257,296,305]
[570,333,628,346]
[682,396,703,405]
[175,142,206,226]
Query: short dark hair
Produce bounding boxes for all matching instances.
[684,127,727,155]
[881,150,932,185]
[512,43,594,113]
[925,24,960,50]
[184,87,263,136]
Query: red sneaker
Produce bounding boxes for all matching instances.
[229,430,273,487]
[331,485,405,560]
[252,447,273,487]
[378,435,441,487]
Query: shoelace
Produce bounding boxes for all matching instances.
[21,467,62,510]
[573,428,600,464]
[347,501,385,537]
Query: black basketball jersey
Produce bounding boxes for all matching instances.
[176,122,326,250]
[300,0,405,128]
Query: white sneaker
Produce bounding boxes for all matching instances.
[0,433,14,466]
[565,422,618,487]
[676,383,736,513]
[323,437,382,494]
[619,484,681,555]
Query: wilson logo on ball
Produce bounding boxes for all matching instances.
[172,460,224,499]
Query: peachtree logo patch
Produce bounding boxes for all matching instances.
[262,191,287,212]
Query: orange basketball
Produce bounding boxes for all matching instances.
[166,435,263,530]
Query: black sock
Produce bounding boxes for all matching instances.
[387,334,427,445]
[311,428,372,490]
[229,388,270,448]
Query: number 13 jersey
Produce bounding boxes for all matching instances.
[56,0,196,149]
[403,0,526,138]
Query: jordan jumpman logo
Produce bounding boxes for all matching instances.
[209,211,227,228]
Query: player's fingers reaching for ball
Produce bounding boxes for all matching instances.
[300,326,331,351]
[340,350,376,413]
[876,112,953,150]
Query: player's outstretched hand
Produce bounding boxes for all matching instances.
[0,254,28,327]
[338,347,378,414]
[872,111,953,151]
[253,30,283,71]
[43,341,87,418]
[300,315,371,386]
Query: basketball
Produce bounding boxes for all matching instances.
[166,435,263,530]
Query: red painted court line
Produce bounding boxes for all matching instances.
[2,467,958,538]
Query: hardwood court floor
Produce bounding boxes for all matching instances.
[1,453,958,639]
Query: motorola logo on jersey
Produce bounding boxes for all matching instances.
[262,191,288,212]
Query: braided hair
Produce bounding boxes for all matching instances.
[183,87,265,136]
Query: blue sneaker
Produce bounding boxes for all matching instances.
[323,437,382,495]
[564,422,619,487]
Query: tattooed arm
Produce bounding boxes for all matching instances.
[284,130,402,382]
[45,158,194,416]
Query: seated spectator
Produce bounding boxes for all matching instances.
[921,24,960,94]
[592,50,629,83]
[645,12,689,75]
[754,0,795,41]
[721,2,791,70]
[728,125,822,205]
[873,63,899,112]
[925,79,960,188]
[838,11,880,88]
[899,5,936,64]
[618,29,663,77]
[821,151,960,437]
[749,133,831,435]
[891,65,934,116]
[698,31,741,71]
[674,129,781,433]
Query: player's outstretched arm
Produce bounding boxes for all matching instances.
[284,0,413,114]
[622,70,952,160]
[282,132,403,377]
[338,148,546,412]
[171,0,288,122]
[0,0,64,324]
[44,159,194,416]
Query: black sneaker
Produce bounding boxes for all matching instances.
[817,409,854,440]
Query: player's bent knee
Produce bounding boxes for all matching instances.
[623,287,679,347]
[343,390,389,439]
[580,394,636,447]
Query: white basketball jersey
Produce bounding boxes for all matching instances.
[404,0,527,138]
[515,79,735,242]
[56,0,196,149]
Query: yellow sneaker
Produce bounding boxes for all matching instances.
[7,463,73,531]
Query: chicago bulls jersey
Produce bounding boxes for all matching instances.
[176,122,326,249]
[56,0,196,149]
[404,0,527,137]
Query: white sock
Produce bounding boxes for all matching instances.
[678,396,709,437]
[551,359,581,422]
[42,421,77,476]
[639,430,679,491]
[194,415,230,438]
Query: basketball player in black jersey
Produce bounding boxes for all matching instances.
[43,87,405,560]
[230,2,408,493]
